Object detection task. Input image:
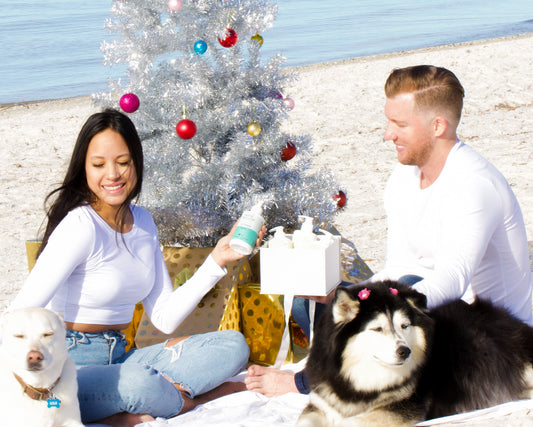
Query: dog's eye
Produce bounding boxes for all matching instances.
[371,327,383,333]
[13,334,25,339]
[43,332,55,338]
[401,323,411,329]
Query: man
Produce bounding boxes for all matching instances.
[245,65,532,395]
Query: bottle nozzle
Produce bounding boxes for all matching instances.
[251,203,263,215]
[298,215,314,233]
[269,226,285,235]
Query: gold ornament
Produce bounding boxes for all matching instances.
[247,121,261,136]
[251,32,264,46]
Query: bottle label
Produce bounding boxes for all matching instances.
[232,226,259,247]
[231,210,264,248]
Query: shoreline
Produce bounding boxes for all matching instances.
[291,32,533,72]
[1,33,532,312]
[2,32,532,109]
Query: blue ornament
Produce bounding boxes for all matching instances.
[194,40,207,55]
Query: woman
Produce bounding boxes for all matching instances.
[10,109,263,426]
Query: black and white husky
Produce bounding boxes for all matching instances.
[297,281,533,426]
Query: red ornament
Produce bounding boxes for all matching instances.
[176,119,197,139]
[119,93,139,113]
[218,28,238,48]
[333,190,347,208]
[281,141,297,161]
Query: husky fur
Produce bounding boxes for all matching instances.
[297,281,533,426]
[0,307,83,427]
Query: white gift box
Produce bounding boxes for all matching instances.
[259,235,342,296]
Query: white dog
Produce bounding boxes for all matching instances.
[0,307,83,427]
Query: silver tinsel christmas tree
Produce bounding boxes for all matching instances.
[94,0,344,247]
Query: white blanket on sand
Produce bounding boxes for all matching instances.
[135,394,533,427]
[123,360,533,427]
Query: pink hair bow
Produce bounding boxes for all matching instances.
[358,288,371,300]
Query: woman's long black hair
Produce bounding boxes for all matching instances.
[37,108,144,256]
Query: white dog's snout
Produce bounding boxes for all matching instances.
[27,350,44,366]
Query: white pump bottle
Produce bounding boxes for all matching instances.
[292,215,318,249]
[267,226,293,249]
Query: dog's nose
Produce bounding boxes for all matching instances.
[27,350,44,366]
[396,345,411,360]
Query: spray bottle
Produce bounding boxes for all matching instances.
[229,203,264,255]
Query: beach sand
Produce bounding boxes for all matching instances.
[0,33,532,424]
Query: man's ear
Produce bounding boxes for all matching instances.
[433,115,448,137]
[332,288,360,325]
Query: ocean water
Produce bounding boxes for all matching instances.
[0,0,532,104]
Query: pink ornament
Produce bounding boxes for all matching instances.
[283,97,295,110]
[176,119,197,139]
[358,288,371,300]
[389,288,399,295]
[168,0,182,11]
[119,93,140,113]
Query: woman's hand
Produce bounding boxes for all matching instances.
[211,222,267,268]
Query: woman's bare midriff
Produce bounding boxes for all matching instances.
[65,322,131,333]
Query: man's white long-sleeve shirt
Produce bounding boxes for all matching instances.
[371,141,532,324]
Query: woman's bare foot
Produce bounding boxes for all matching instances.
[244,365,298,397]
[98,412,155,427]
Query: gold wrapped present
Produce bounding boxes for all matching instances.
[25,240,41,271]
[238,284,311,365]
[123,302,144,351]
[239,284,285,366]
[134,247,251,348]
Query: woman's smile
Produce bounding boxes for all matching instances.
[85,128,137,222]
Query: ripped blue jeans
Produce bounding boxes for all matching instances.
[66,329,249,423]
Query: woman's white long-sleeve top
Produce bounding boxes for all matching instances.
[10,205,225,334]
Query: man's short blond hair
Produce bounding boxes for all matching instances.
[384,65,465,124]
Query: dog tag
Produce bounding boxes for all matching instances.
[47,398,61,408]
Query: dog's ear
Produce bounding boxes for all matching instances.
[402,288,428,313]
[332,288,360,324]
[53,311,65,322]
